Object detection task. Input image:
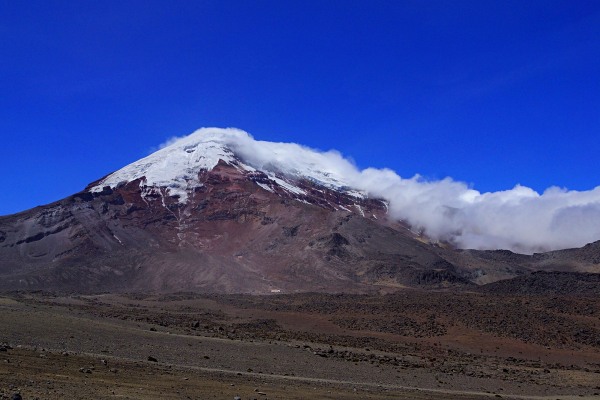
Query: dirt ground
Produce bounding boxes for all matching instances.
[0,291,599,400]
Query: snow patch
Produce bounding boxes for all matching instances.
[269,176,306,195]
[255,182,274,193]
[354,204,365,217]
[113,235,123,245]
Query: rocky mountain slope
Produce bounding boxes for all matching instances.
[1,129,599,293]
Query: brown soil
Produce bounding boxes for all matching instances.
[1,291,600,399]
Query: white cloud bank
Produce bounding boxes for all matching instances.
[161,128,600,253]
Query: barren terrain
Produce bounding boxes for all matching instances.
[1,290,600,399]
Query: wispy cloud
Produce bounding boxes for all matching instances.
[147,136,185,154]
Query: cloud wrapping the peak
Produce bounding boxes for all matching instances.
[162,128,600,253]
[158,136,185,150]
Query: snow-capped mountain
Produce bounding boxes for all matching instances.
[1,128,599,293]
[90,128,365,206]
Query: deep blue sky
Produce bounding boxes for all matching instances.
[1,1,599,216]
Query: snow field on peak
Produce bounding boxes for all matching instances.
[90,127,363,202]
[90,129,238,202]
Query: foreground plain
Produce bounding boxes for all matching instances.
[1,291,599,399]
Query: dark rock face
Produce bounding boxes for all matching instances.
[0,161,599,294]
[480,271,600,295]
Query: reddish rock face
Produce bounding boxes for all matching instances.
[1,159,598,293]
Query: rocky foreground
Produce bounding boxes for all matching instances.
[1,291,599,399]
